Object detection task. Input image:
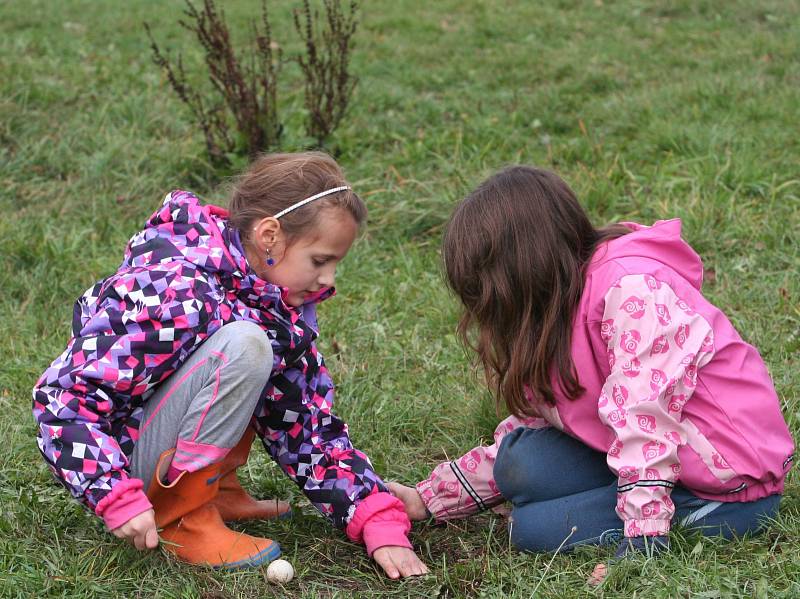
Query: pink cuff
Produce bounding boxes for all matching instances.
[95,478,153,531]
[346,492,412,557]
[624,518,671,537]
[415,477,448,520]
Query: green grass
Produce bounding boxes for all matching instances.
[2,0,799,596]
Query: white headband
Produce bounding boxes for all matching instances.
[273,186,351,219]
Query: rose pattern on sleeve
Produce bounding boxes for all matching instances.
[416,415,549,520]
[597,274,715,538]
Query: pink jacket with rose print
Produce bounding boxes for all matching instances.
[417,219,794,537]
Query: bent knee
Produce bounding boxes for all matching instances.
[213,321,273,367]
[494,427,546,501]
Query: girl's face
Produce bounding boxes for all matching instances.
[254,209,359,306]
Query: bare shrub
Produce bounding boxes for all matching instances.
[145,0,282,167]
[293,0,359,147]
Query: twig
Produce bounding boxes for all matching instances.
[531,525,577,596]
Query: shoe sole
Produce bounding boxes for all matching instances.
[216,541,281,570]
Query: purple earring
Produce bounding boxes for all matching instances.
[266,247,275,266]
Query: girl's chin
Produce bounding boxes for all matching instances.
[285,291,310,307]
[286,289,323,306]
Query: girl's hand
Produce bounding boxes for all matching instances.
[386,482,429,521]
[373,546,429,579]
[111,509,159,550]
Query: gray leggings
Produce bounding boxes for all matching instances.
[130,321,272,492]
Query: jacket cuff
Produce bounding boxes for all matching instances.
[345,492,412,557]
[624,518,671,537]
[416,477,447,521]
[362,519,414,557]
[95,478,153,531]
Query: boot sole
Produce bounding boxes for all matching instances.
[215,541,281,570]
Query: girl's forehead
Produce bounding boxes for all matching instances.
[295,213,358,252]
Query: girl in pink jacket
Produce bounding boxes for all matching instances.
[390,166,793,562]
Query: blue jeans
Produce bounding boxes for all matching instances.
[493,427,781,552]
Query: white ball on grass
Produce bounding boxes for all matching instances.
[266,559,294,583]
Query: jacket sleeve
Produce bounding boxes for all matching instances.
[415,415,549,521]
[598,274,715,537]
[251,342,411,556]
[32,265,219,529]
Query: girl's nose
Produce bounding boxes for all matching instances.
[319,267,336,288]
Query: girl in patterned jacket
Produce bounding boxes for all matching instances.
[389,165,793,570]
[33,152,427,578]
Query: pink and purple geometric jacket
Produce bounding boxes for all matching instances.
[417,219,794,537]
[32,191,411,555]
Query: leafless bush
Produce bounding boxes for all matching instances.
[293,0,359,147]
[145,0,282,166]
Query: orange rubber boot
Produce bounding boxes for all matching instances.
[147,449,281,569]
[209,428,291,522]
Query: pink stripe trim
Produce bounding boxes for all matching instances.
[190,350,228,442]
[172,439,231,471]
[141,358,211,433]
[171,454,213,470]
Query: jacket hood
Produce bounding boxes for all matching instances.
[588,219,704,290]
[125,190,240,275]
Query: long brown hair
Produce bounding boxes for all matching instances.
[228,152,366,244]
[442,166,629,417]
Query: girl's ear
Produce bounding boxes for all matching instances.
[251,217,282,250]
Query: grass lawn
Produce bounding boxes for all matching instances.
[2,0,799,596]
